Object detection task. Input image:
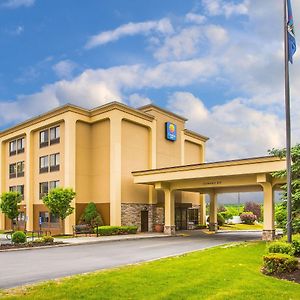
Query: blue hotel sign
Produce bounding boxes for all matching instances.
[165,122,177,141]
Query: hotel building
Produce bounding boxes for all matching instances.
[0,102,208,234]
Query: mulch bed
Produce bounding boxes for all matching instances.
[274,268,300,284]
[0,242,63,250]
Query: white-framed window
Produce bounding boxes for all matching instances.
[39,155,49,173]
[9,140,17,156]
[17,137,25,153]
[40,130,49,147]
[49,180,59,190]
[50,126,60,144]
[50,153,60,171]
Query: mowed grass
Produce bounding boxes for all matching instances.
[220,223,263,230]
[1,242,300,300]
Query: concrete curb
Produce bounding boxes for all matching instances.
[0,234,171,253]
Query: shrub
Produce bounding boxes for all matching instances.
[218,205,226,213]
[79,202,104,227]
[194,224,207,229]
[220,211,233,221]
[33,238,44,243]
[275,204,287,230]
[12,231,26,244]
[207,214,225,226]
[240,212,257,224]
[280,234,300,256]
[224,205,244,217]
[94,226,138,236]
[267,241,295,256]
[42,235,54,243]
[262,253,298,274]
[244,202,262,221]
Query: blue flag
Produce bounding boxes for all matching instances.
[287,0,297,63]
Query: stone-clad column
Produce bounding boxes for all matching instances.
[209,192,218,231]
[164,189,175,235]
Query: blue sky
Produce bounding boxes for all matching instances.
[0,0,300,163]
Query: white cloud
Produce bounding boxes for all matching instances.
[1,0,35,9]
[128,93,152,107]
[185,13,206,24]
[202,0,249,18]
[85,18,174,49]
[52,60,77,79]
[154,24,228,61]
[168,92,287,161]
[0,58,217,125]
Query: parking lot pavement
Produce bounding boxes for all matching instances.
[0,230,261,289]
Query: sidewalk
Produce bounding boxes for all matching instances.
[54,232,168,245]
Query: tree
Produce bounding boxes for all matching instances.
[269,144,300,233]
[79,202,104,227]
[42,187,76,234]
[244,201,262,221]
[0,191,22,229]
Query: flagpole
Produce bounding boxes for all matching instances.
[284,0,292,243]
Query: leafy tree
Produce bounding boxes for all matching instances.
[42,187,76,233]
[79,202,104,227]
[0,192,22,229]
[244,201,262,221]
[269,144,300,233]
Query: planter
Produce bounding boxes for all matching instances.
[153,224,164,233]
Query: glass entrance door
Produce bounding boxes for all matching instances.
[175,207,188,230]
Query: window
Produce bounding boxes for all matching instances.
[50,214,59,223]
[50,153,60,172]
[188,208,199,225]
[39,156,49,173]
[9,186,16,192]
[49,180,59,190]
[9,140,17,156]
[17,211,25,222]
[9,163,16,178]
[39,211,59,228]
[39,182,49,199]
[50,126,60,145]
[39,211,49,223]
[16,161,25,177]
[40,130,49,148]
[16,185,24,199]
[17,138,25,153]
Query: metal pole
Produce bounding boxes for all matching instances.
[284,0,293,243]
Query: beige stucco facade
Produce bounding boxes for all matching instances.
[0,102,207,234]
[133,156,286,240]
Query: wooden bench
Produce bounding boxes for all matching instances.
[72,224,93,237]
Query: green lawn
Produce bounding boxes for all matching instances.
[220,223,263,230]
[1,242,300,300]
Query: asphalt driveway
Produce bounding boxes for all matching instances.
[0,231,261,289]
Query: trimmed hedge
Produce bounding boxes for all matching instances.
[12,231,26,244]
[94,226,138,236]
[33,235,54,244]
[262,253,298,274]
[267,241,295,256]
[280,234,300,256]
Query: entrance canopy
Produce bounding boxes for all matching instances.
[132,156,286,193]
[132,156,286,240]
